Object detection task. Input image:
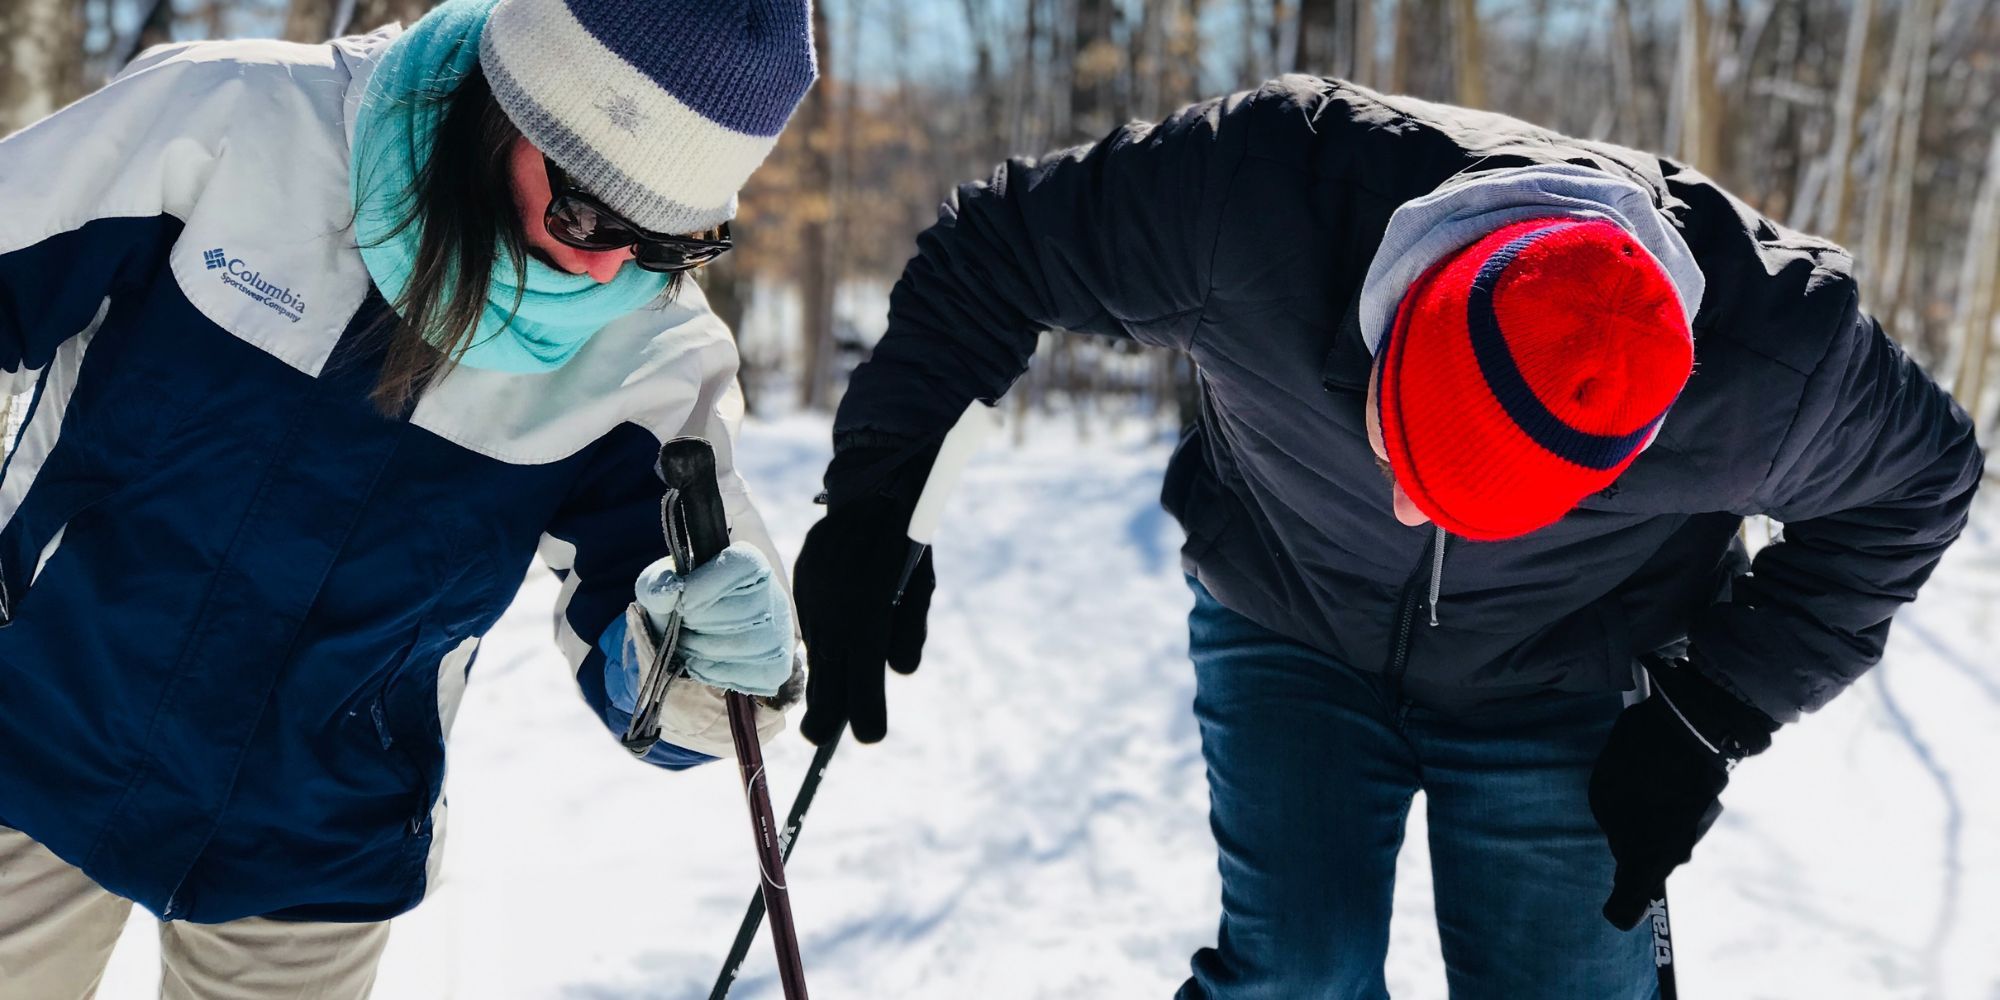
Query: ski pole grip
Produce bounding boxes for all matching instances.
[657,438,732,570]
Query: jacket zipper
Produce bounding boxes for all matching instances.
[1426,525,1447,627]
[1385,527,1450,700]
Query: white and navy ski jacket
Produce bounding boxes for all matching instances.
[0,28,792,923]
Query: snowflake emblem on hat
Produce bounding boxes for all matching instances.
[596,92,648,134]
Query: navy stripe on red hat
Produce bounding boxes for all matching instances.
[1466,225,1671,471]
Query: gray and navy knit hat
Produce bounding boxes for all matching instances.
[479,0,817,235]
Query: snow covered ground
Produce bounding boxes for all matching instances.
[99,410,1998,999]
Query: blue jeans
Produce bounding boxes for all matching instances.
[1177,580,1657,1000]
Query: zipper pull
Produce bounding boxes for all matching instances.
[1427,525,1447,627]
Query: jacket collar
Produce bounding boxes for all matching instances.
[333,25,406,156]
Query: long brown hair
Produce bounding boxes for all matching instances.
[361,65,527,415]
[361,65,687,415]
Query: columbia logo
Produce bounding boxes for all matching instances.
[207,249,307,323]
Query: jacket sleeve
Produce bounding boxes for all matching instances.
[539,331,798,769]
[0,54,204,393]
[1687,285,1985,723]
[832,94,1247,447]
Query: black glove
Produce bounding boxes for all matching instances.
[795,442,940,745]
[1589,654,1778,930]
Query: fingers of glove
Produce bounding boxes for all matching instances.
[1601,877,1662,931]
[885,555,934,677]
[799,650,849,746]
[682,583,793,644]
[680,543,775,615]
[679,620,793,672]
[683,588,779,634]
[846,651,891,744]
[633,557,687,620]
[683,649,792,699]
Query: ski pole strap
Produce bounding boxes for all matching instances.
[621,440,733,751]
[657,439,732,567]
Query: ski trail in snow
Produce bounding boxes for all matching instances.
[1871,667,1965,998]
[1896,617,2000,707]
[82,414,1999,999]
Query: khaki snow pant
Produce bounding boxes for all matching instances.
[0,825,391,1000]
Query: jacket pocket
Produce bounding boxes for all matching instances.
[370,639,448,837]
[0,486,122,627]
[0,366,191,625]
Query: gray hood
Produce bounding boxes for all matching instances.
[1356,163,1707,356]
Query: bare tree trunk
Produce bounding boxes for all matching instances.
[1606,0,1642,144]
[1521,0,1553,95]
[283,0,348,42]
[1073,0,1118,140]
[797,2,837,410]
[1390,0,1450,98]
[1390,0,1414,93]
[345,0,433,33]
[124,0,177,68]
[960,0,1006,165]
[1668,0,1723,174]
[1872,0,1935,321]
[1352,0,1376,84]
[1240,0,1267,87]
[199,0,229,36]
[1950,129,2000,426]
[1131,0,1164,117]
[1817,0,1874,243]
[1450,0,1484,108]
[1295,0,1335,73]
[699,261,754,410]
[1,0,85,136]
[1163,0,1203,106]
[1011,0,1042,152]
[1271,0,1294,75]
[1756,0,1808,223]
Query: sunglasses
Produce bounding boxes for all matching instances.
[542,155,732,273]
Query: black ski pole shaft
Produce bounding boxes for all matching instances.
[1649,888,1679,1000]
[657,438,810,1000]
[707,734,841,1000]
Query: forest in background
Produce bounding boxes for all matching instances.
[5,0,1998,441]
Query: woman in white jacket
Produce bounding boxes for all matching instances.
[0,0,813,994]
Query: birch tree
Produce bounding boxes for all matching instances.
[1815,0,1875,243]
[1667,0,1724,175]
[1859,0,1936,321]
[1451,0,1485,108]
[1950,130,2000,429]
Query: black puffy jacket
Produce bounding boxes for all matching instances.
[832,76,1984,722]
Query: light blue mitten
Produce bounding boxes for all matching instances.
[633,541,795,697]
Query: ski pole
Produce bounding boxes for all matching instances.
[654,437,811,1000]
[708,401,1001,998]
[1648,889,1679,1000]
[1622,667,1681,1000]
[891,400,1002,602]
[707,734,839,1000]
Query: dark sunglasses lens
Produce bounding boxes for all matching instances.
[545,196,636,251]
[632,241,729,273]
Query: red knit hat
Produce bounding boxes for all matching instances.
[1376,217,1693,540]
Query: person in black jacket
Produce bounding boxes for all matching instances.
[790,76,1983,998]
